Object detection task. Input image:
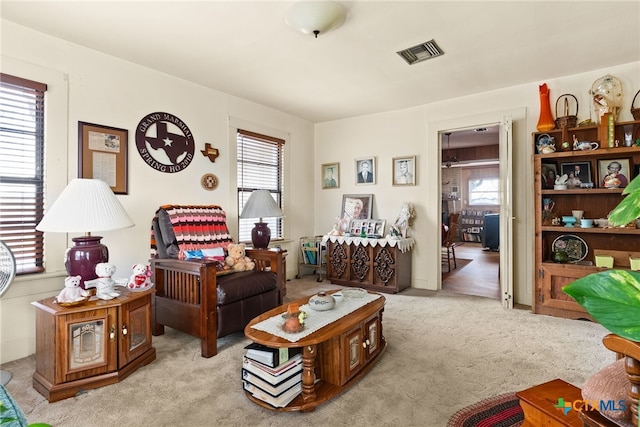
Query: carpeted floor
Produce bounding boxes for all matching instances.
[0,276,613,426]
[447,392,523,427]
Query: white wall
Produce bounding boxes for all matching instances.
[314,62,640,306]
[0,21,314,363]
[2,19,639,363]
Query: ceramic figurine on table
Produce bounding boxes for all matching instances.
[56,275,89,304]
[84,262,126,300]
[387,202,415,239]
[127,263,153,290]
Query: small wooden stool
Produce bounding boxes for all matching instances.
[516,379,583,427]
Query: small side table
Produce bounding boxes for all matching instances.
[516,379,583,427]
[32,289,156,402]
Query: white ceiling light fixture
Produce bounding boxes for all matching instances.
[284,1,346,38]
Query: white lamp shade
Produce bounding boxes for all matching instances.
[240,190,283,219]
[284,1,346,36]
[36,178,134,233]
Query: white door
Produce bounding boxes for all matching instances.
[499,116,514,308]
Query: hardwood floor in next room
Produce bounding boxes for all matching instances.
[442,242,500,300]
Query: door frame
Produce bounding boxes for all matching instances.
[434,115,514,308]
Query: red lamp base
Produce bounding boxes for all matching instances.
[251,222,271,249]
[65,236,109,289]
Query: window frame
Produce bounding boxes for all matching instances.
[468,177,500,206]
[236,129,285,243]
[0,73,47,275]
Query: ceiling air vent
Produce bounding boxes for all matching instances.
[397,39,444,65]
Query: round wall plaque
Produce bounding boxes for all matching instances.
[201,173,218,191]
[135,112,195,173]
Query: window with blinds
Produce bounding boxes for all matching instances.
[0,73,47,275]
[237,129,284,243]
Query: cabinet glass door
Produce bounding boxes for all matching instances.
[69,319,106,371]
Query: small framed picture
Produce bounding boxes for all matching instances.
[560,161,592,188]
[78,121,128,194]
[541,161,558,189]
[341,194,373,220]
[321,162,339,189]
[355,157,376,185]
[598,158,632,189]
[392,156,416,186]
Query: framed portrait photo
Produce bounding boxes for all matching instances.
[393,155,416,186]
[321,162,340,189]
[540,161,558,189]
[598,158,632,189]
[341,194,373,220]
[78,121,128,194]
[355,157,376,185]
[560,161,592,188]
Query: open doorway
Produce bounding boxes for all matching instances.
[440,126,501,300]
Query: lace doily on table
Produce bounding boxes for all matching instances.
[251,293,381,342]
[321,235,415,253]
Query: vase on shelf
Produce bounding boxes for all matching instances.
[537,83,556,132]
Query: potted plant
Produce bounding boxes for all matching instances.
[563,175,640,341]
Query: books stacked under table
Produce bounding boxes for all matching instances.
[242,343,303,408]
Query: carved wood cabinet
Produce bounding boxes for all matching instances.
[324,237,413,293]
[32,289,156,402]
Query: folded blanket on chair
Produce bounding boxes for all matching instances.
[151,205,234,259]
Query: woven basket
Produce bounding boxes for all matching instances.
[555,94,578,129]
[632,90,640,121]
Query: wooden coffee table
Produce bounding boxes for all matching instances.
[244,290,386,412]
[516,379,583,426]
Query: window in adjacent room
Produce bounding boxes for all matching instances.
[0,73,47,274]
[468,178,500,206]
[236,129,284,243]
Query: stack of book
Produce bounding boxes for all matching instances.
[242,343,303,408]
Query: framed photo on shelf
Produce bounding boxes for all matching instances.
[348,219,386,237]
[341,194,373,220]
[321,162,339,189]
[597,158,632,189]
[355,157,376,185]
[78,121,128,194]
[560,161,592,187]
[392,155,416,186]
[541,161,558,189]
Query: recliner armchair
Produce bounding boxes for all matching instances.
[150,204,286,357]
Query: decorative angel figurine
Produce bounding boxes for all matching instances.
[327,217,349,236]
[387,202,415,239]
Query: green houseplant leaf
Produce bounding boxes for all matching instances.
[563,270,640,341]
[608,174,640,226]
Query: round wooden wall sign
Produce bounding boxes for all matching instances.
[201,173,218,191]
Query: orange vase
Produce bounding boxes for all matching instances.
[537,83,556,132]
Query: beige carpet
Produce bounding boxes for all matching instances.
[1,277,613,427]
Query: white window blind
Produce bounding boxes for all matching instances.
[237,129,284,242]
[0,73,47,274]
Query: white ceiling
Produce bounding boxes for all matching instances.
[2,1,639,139]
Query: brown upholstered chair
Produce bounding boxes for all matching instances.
[150,205,287,357]
[442,212,460,273]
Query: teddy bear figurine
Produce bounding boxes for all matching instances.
[84,263,126,300]
[225,243,255,272]
[127,263,153,290]
[56,275,89,304]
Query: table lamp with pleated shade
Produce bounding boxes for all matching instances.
[36,179,134,288]
[239,190,283,249]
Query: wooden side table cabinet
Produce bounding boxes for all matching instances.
[32,289,156,402]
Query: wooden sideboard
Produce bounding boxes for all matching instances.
[324,236,413,293]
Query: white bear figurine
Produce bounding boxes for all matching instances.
[84,263,125,300]
[128,264,153,290]
[56,275,89,304]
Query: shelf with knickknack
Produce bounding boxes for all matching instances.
[534,118,640,320]
[459,210,493,243]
